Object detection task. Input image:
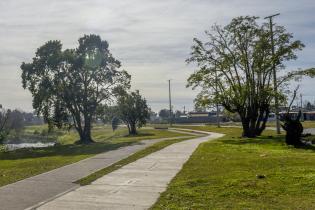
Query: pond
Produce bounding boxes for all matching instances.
[4,142,56,151]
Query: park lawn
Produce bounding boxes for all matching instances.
[265,120,315,129]
[153,126,315,209]
[0,126,186,187]
[203,120,315,129]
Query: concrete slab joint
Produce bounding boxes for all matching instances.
[34,131,224,210]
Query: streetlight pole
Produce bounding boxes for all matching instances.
[168,79,172,126]
[300,93,304,121]
[214,62,220,128]
[264,13,281,134]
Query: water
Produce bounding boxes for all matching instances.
[4,142,55,151]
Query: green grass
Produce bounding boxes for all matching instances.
[203,120,315,129]
[76,136,195,186]
[0,126,185,187]
[153,125,315,209]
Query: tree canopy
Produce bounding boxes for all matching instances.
[116,90,149,135]
[187,16,315,137]
[21,34,130,143]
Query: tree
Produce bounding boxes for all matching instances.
[111,117,120,131]
[116,90,149,135]
[174,110,183,118]
[187,16,315,137]
[305,101,315,111]
[281,87,303,146]
[0,105,10,143]
[21,34,130,143]
[96,105,118,124]
[159,109,170,120]
[7,109,25,132]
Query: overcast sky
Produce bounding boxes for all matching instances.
[0,0,315,112]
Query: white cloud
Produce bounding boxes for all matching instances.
[0,0,315,112]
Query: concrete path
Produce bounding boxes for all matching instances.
[0,136,190,210]
[34,132,224,210]
[304,128,315,135]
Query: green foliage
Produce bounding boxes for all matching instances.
[187,16,307,137]
[111,117,119,131]
[96,105,118,124]
[0,131,7,144]
[0,106,27,143]
[116,90,150,135]
[158,109,170,120]
[21,34,130,143]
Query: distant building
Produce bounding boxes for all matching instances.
[174,111,225,123]
[279,111,315,121]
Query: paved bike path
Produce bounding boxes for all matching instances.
[0,136,189,210]
[35,131,224,210]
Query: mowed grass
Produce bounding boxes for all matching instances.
[0,125,185,187]
[203,120,315,129]
[153,125,315,209]
[257,120,315,129]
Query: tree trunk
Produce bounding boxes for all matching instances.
[240,105,270,138]
[77,117,94,144]
[255,107,269,136]
[128,122,137,135]
[241,118,257,137]
[78,131,93,144]
[241,115,259,138]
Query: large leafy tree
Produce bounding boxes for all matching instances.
[116,90,149,135]
[187,16,315,137]
[21,34,130,143]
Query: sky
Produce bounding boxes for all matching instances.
[0,0,315,113]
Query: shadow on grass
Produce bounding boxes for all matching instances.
[123,133,155,138]
[0,141,144,160]
[220,134,315,151]
[220,135,285,146]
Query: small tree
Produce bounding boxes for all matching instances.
[116,90,149,135]
[0,105,9,143]
[281,87,303,146]
[21,34,130,143]
[96,105,118,124]
[159,109,170,120]
[111,117,120,131]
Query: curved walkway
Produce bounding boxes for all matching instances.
[0,136,190,210]
[34,131,224,210]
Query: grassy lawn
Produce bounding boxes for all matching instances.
[202,120,315,129]
[0,125,185,187]
[265,121,315,129]
[153,125,315,209]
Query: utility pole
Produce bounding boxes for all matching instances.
[300,93,304,121]
[168,79,172,126]
[264,13,280,134]
[183,106,186,114]
[214,62,220,128]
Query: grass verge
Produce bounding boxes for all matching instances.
[152,125,315,209]
[75,136,195,186]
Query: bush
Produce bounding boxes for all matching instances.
[281,112,304,146]
[0,131,8,144]
[33,129,40,135]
